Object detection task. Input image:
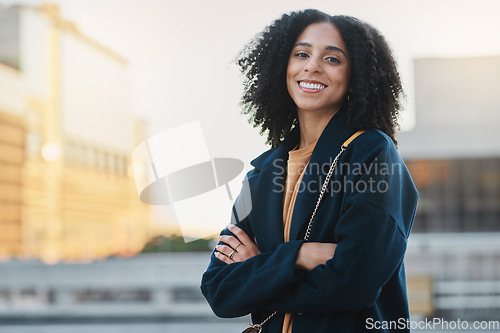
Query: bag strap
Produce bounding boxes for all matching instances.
[244,130,365,333]
[342,130,365,148]
[303,130,365,241]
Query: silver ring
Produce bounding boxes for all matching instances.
[229,250,235,260]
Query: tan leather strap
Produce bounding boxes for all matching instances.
[342,130,366,148]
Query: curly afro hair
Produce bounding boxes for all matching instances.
[237,9,404,147]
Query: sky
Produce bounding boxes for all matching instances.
[1,0,500,234]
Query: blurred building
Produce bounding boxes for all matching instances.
[0,4,150,263]
[0,102,24,258]
[399,56,500,233]
[399,55,500,320]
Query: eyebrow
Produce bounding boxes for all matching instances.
[294,42,347,57]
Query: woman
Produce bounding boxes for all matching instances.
[201,9,418,333]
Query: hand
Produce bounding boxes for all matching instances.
[214,224,261,264]
[295,242,337,271]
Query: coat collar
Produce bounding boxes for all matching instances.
[250,126,300,172]
[289,106,355,241]
[250,106,354,172]
[247,106,355,246]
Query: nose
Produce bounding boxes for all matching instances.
[304,55,322,73]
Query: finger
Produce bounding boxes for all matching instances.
[215,244,233,257]
[227,224,254,246]
[214,251,233,265]
[219,235,241,250]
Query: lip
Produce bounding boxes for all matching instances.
[297,80,327,93]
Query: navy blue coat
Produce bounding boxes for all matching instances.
[201,107,418,333]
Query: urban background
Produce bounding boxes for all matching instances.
[0,1,499,332]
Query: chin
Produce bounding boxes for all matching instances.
[297,104,327,112]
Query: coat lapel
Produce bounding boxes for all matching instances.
[288,107,355,241]
[246,106,355,247]
[247,127,300,251]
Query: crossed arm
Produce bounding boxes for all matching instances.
[215,224,336,272]
[201,201,408,317]
[201,139,416,317]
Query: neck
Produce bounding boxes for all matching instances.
[297,106,341,149]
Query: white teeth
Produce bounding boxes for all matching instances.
[299,81,325,90]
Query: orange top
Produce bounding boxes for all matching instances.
[282,140,317,333]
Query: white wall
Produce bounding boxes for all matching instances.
[20,8,50,100]
[398,56,500,159]
[0,7,25,114]
[0,63,24,114]
[60,31,133,151]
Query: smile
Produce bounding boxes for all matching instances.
[298,81,326,91]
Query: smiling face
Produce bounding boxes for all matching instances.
[286,22,351,117]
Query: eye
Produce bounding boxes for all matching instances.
[325,56,341,64]
[294,52,309,58]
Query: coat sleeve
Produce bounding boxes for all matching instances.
[200,170,307,318]
[263,135,418,314]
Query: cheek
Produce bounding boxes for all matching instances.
[286,58,300,79]
[342,67,352,88]
[333,68,350,89]
[286,65,293,82]
[286,67,295,93]
[286,81,296,102]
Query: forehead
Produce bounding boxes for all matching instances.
[294,22,346,48]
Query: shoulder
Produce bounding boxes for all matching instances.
[345,129,399,162]
[344,130,418,236]
[358,129,394,149]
